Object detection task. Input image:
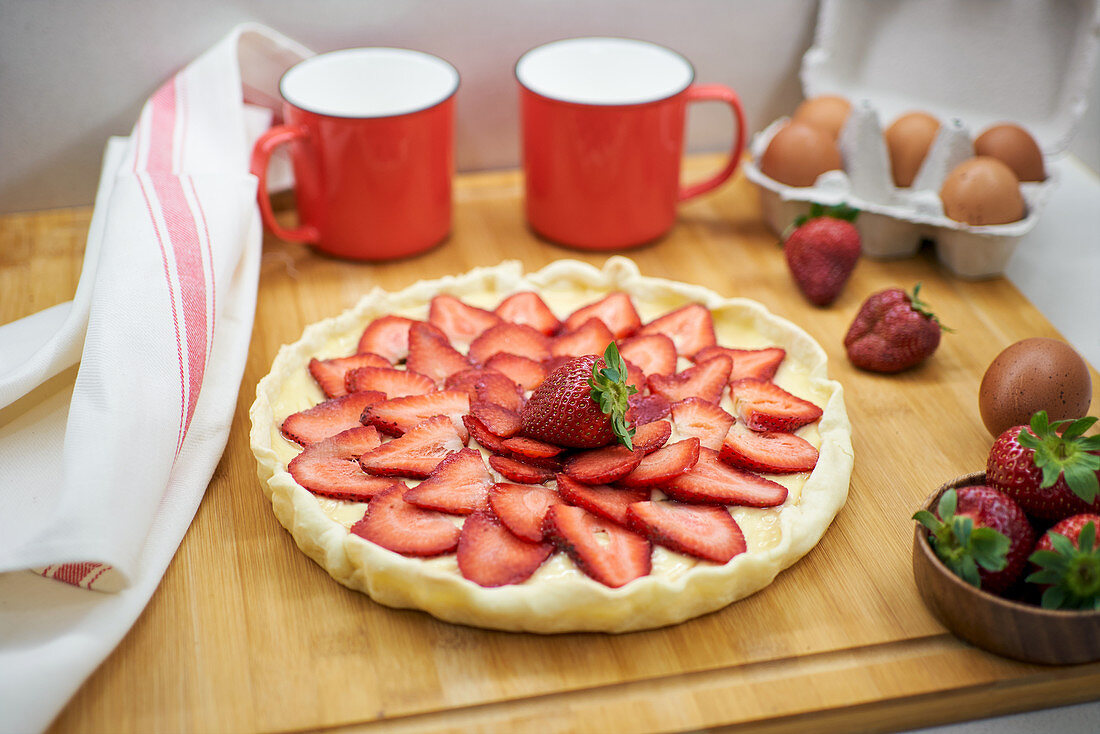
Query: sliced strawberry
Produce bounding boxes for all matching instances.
[428,294,501,347]
[288,426,394,501]
[485,352,547,392]
[308,353,391,398]
[543,504,651,588]
[731,378,823,432]
[626,393,672,426]
[364,390,471,442]
[405,322,470,386]
[555,474,649,527]
[345,366,435,399]
[695,345,787,383]
[356,316,417,364]
[622,358,646,394]
[633,420,672,454]
[358,415,464,479]
[562,445,645,485]
[627,501,746,564]
[489,482,561,542]
[563,292,641,340]
[470,401,522,438]
[501,436,562,459]
[721,422,819,474]
[457,510,554,587]
[550,317,615,358]
[637,304,717,358]
[617,438,701,487]
[350,483,460,557]
[494,291,561,335]
[489,454,555,484]
[670,397,736,451]
[648,354,732,404]
[403,448,493,514]
[281,390,385,446]
[474,371,524,413]
[468,322,551,365]
[462,414,508,453]
[664,448,788,507]
[619,333,678,379]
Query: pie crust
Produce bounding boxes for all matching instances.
[249,257,853,633]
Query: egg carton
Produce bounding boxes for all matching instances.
[744,0,1100,280]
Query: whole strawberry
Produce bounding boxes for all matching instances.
[844,283,948,372]
[913,485,1034,594]
[1027,514,1100,610]
[520,342,637,449]
[783,204,861,306]
[987,412,1100,521]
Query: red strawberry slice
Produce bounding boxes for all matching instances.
[563,292,641,340]
[457,510,554,587]
[364,390,471,442]
[731,378,823,432]
[308,353,391,398]
[626,393,672,426]
[468,322,551,365]
[627,501,746,564]
[619,333,678,379]
[358,415,464,479]
[462,414,508,453]
[648,354,732,404]
[345,366,435,399]
[617,438,701,487]
[556,474,649,527]
[281,390,385,446]
[622,359,646,393]
[637,303,716,358]
[403,447,493,514]
[405,322,470,386]
[695,346,787,383]
[494,291,561,335]
[357,316,417,364]
[562,445,645,485]
[664,448,788,507]
[670,397,736,451]
[720,422,819,474]
[489,482,561,542]
[470,401,522,438]
[429,294,501,346]
[543,504,651,588]
[288,426,394,501]
[350,483,460,557]
[633,420,672,454]
[484,352,547,391]
[446,369,526,413]
[501,436,562,459]
[489,454,555,484]
[550,317,615,358]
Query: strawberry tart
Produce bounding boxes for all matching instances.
[249,257,853,632]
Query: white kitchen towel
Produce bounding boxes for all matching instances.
[0,24,310,733]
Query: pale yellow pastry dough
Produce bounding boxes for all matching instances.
[249,257,853,632]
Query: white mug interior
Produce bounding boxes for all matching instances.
[281,48,459,118]
[515,37,694,106]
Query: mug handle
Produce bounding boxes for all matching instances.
[249,124,320,243]
[678,84,747,202]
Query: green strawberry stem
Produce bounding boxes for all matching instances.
[1017,411,1100,504]
[912,488,1010,589]
[1026,521,1100,610]
[780,202,861,241]
[590,342,639,450]
[908,283,954,333]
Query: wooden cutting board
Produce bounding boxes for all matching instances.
[8,157,1098,733]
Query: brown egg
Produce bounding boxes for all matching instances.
[975,123,1046,182]
[885,111,940,187]
[979,338,1093,436]
[940,157,1026,225]
[792,95,852,140]
[759,121,843,187]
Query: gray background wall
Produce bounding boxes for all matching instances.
[1,0,1098,214]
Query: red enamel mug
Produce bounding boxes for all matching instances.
[251,48,459,260]
[517,37,746,250]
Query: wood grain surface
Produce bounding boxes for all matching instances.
[3,157,1099,734]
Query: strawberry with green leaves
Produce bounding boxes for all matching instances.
[844,283,950,373]
[1027,514,1100,610]
[783,203,861,307]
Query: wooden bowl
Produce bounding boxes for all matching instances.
[912,472,1100,665]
